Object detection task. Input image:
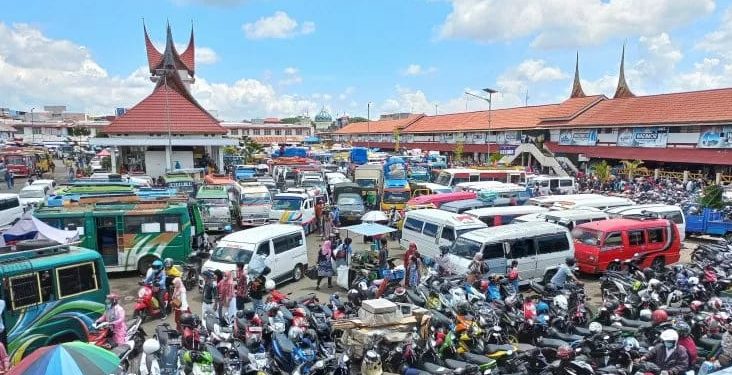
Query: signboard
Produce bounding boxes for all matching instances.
[558,129,598,146]
[616,127,667,148]
[499,144,518,156]
[698,126,732,148]
[496,131,520,145]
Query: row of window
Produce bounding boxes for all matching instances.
[123,215,181,234]
[230,129,308,136]
[7,262,100,310]
[0,197,20,211]
[603,228,666,248]
[255,233,304,256]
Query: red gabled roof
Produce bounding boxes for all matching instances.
[546,88,732,127]
[102,81,225,135]
[144,23,163,73]
[540,95,606,122]
[546,142,732,166]
[403,105,564,133]
[335,115,423,134]
[179,27,195,74]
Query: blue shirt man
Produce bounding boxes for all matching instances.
[550,257,579,289]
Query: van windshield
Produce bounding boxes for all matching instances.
[572,228,601,246]
[451,237,482,259]
[212,245,254,263]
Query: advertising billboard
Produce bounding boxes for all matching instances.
[558,129,598,146]
[616,127,668,148]
[697,126,732,148]
[496,131,521,145]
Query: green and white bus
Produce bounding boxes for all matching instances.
[0,244,109,364]
[34,200,204,273]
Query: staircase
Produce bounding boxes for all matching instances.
[555,156,579,174]
[501,143,570,177]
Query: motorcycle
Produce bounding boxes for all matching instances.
[89,317,145,373]
[271,332,317,374]
[134,281,170,321]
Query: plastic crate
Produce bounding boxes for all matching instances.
[380,268,405,281]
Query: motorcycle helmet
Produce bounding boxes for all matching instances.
[648,278,661,290]
[623,336,640,351]
[639,309,653,321]
[164,258,174,269]
[105,293,120,306]
[690,300,705,312]
[143,338,160,354]
[565,257,576,267]
[288,325,304,340]
[504,295,517,307]
[241,309,257,320]
[479,279,489,293]
[456,302,470,316]
[660,329,678,350]
[631,280,643,292]
[265,279,276,291]
[180,313,200,328]
[557,345,574,360]
[152,259,163,271]
[709,297,723,311]
[674,321,691,337]
[651,309,668,325]
[554,294,569,311]
[688,276,699,286]
[589,322,603,334]
[362,350,382,375]
[536,301,549,314]
[348,289,361,305]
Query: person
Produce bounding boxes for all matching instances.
[3,170,10,190]
[171,278,189,332]
[95,293,127,348]
[144,260,167,318]
[235,262,248,311]
[333,237,352,271]
[508,260,520,293]
[388,207,402,240]
[550,257,581,290]
[218,271,236,321]
[316,240,334,290]
[406,254,422,287]
[25,177,32,187]
[435,245,454,276]
[201,270,218,319]
[377,237,389,273]
[163,258,182,292]
[468,252,487,277]
[315,199,324,235]
[330,206,340,228]
[249,267,270,315]
[674,321,697,367]
[638,329,689,375]
[486,275,502,301]
[49,160,55,174]
[403,242,418,271]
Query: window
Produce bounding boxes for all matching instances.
[509,239,535,258]
[0,197,20,211]
[469,175,479,182]
[273,233,304,254]
[647,228,664,244]
[253,129,261,135]
[537,234,570,255]
[124,216,147,233]
[628,230,644,246]
[56,262,99,298]
[39,270,53,302]
[422,223,439,237]
[441,226,455,241]
[164,216,180,232]
[559,179,573,187]
[8,273,41,310]
[285,129,292,135]
[33,127,42,135]
[483,243,505,260]
[603,232,622,248]
[275,130,282,135]
[661,211,684,224]
[481,216,496,227]
[404,218,424,232]
[256,242,270,256]
[264,129,271,135]
[296,129,303,135]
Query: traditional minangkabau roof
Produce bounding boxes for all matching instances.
[570,52,586,99]
[102,23,224,135]
[613,44,635,99]
[143,21,195,76]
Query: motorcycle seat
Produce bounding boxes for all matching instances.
[430,310,453,328]
[572,326,593,336]
[600,325,621,334]
[462,352,496,365]
[619,317,651,328]
[485,344,515,353]
[536,337,569,349]
[550,330,583,342]
[665,307,691,316]
[444,358,478,372]
[698,337,721,351]
[111,344,130,357]
[421,361,453,374]
[274,333,295,354]
[515,343,536,352]
[403,368,432,375]
[596,365,620,373]
[616,325,640,335]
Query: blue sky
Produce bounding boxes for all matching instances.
[1,0,732,120]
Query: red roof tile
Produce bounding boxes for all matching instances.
[179,29,195,74]
[335,115,423,134]
[547,88,732,127]
[102,83,226,135]
[546,142,732,165]
[403,105,565,133]
[144,25,163,73]
[540,95,605,122]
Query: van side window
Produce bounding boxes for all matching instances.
[559,180,573,187]
[537,234,570,255]
[663,211,684,224]
[256,242,270,256]
[509,239,535,258]
[56,262,99,298]
[603,232,622,248]
[423,223,439,237]
[0,197,20,211]
[628,230,645,246]
[273,233,304,254]
[8,273,41,310]
[441,226,455,241]
[483,243,504,260]
[647,228,664,244]
[469,175,479,182]
[404,218,424,232]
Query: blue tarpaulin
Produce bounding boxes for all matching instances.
[304,136,321,144]
[340,222,396,236]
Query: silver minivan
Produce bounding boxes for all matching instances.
[448,222,574,280]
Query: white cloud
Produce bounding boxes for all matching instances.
[439,0,715,48]
[402,64,437,76]
[513,59,566,82]
[279,67,302,86]
[698,6,732,59]
[242,11,315,40]
[338,86,355,101]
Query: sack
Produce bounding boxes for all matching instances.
[306,266,319,280]
[171,298,182,309]
[336,265,350,289]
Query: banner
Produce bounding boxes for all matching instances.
[616,127,667,148]
[496,131,521,145]
[558,129,598,146]
[499,144,518,156]
[698,126,732,148]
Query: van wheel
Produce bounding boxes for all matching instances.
[292,264,304,281]
[138,256,158,276]
[651,257,665,271]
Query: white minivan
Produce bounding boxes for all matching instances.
[604,204,686,241]
[465,206,549,227]
[543,209,610,230]
[201,224,308,285]
[0,194,22,229]
[448,222,574,279]
[400,209,487,260]
[527,176,577,195]
[551,196,634,211]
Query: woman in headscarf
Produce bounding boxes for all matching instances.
[406,254,422,287]
[403,242,418,269]
[217,271,236,320]
[467,252,486,284]
[316,240,334,290]
[171,277,190,331]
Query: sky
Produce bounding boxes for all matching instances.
[2,0,732,121]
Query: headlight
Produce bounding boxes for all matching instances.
[137,288,146,298]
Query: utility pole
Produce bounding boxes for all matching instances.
[30,107,35,144]
[367,102,371,150]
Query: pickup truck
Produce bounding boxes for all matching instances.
[685,205,732,242]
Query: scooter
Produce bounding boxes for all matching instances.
[89,317,145,357]
[134,282,170,321]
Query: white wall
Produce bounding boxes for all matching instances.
[667,133,700,144]
[144,150,194,179]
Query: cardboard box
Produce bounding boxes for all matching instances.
[361,298,398,314]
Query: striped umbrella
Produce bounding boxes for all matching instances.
[9,341,120,375]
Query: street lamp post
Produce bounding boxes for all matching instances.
[367,102,371,150]
[30,107,35,145]
[154,69,173,172]
[464,88,498,151]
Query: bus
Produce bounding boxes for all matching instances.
[0,244,109,364]
[434,168,527,188]
[381,179,411,211]
[197,185,237,232]
[33,200,202,274]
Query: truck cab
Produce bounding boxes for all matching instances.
[269,192,316,234]
[685,204,732,242]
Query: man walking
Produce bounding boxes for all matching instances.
[3,170,10,190]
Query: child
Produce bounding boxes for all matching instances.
[508,260,520,293]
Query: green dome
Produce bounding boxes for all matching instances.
[314,107,332,122]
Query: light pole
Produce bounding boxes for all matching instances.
[154,69,173,172]
[367,102,371,150]
[30,107,35,145]
[465,88,498,149]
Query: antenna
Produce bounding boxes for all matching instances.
[524,90,530,107]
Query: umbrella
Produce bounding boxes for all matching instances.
[9,341,120,375]
[340,222,396,237]
[96,149,111,157]
[361,210,388,223]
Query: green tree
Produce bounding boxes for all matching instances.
[101,156,111,171]
[700,184,725,210]
[349,117,369,123]
[453,140,464,164]
[489,152,503,166]
[593,160,611,182]
[393,128,401,151]
[69,127,90,137]
[241,136,264,163]
[280,117,301,124]
[222,145,239,155]
[620,159,644,180]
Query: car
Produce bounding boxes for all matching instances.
[19,184,49,207]
[31,179,57,194]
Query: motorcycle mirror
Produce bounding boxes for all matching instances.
[313,360,325,369]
